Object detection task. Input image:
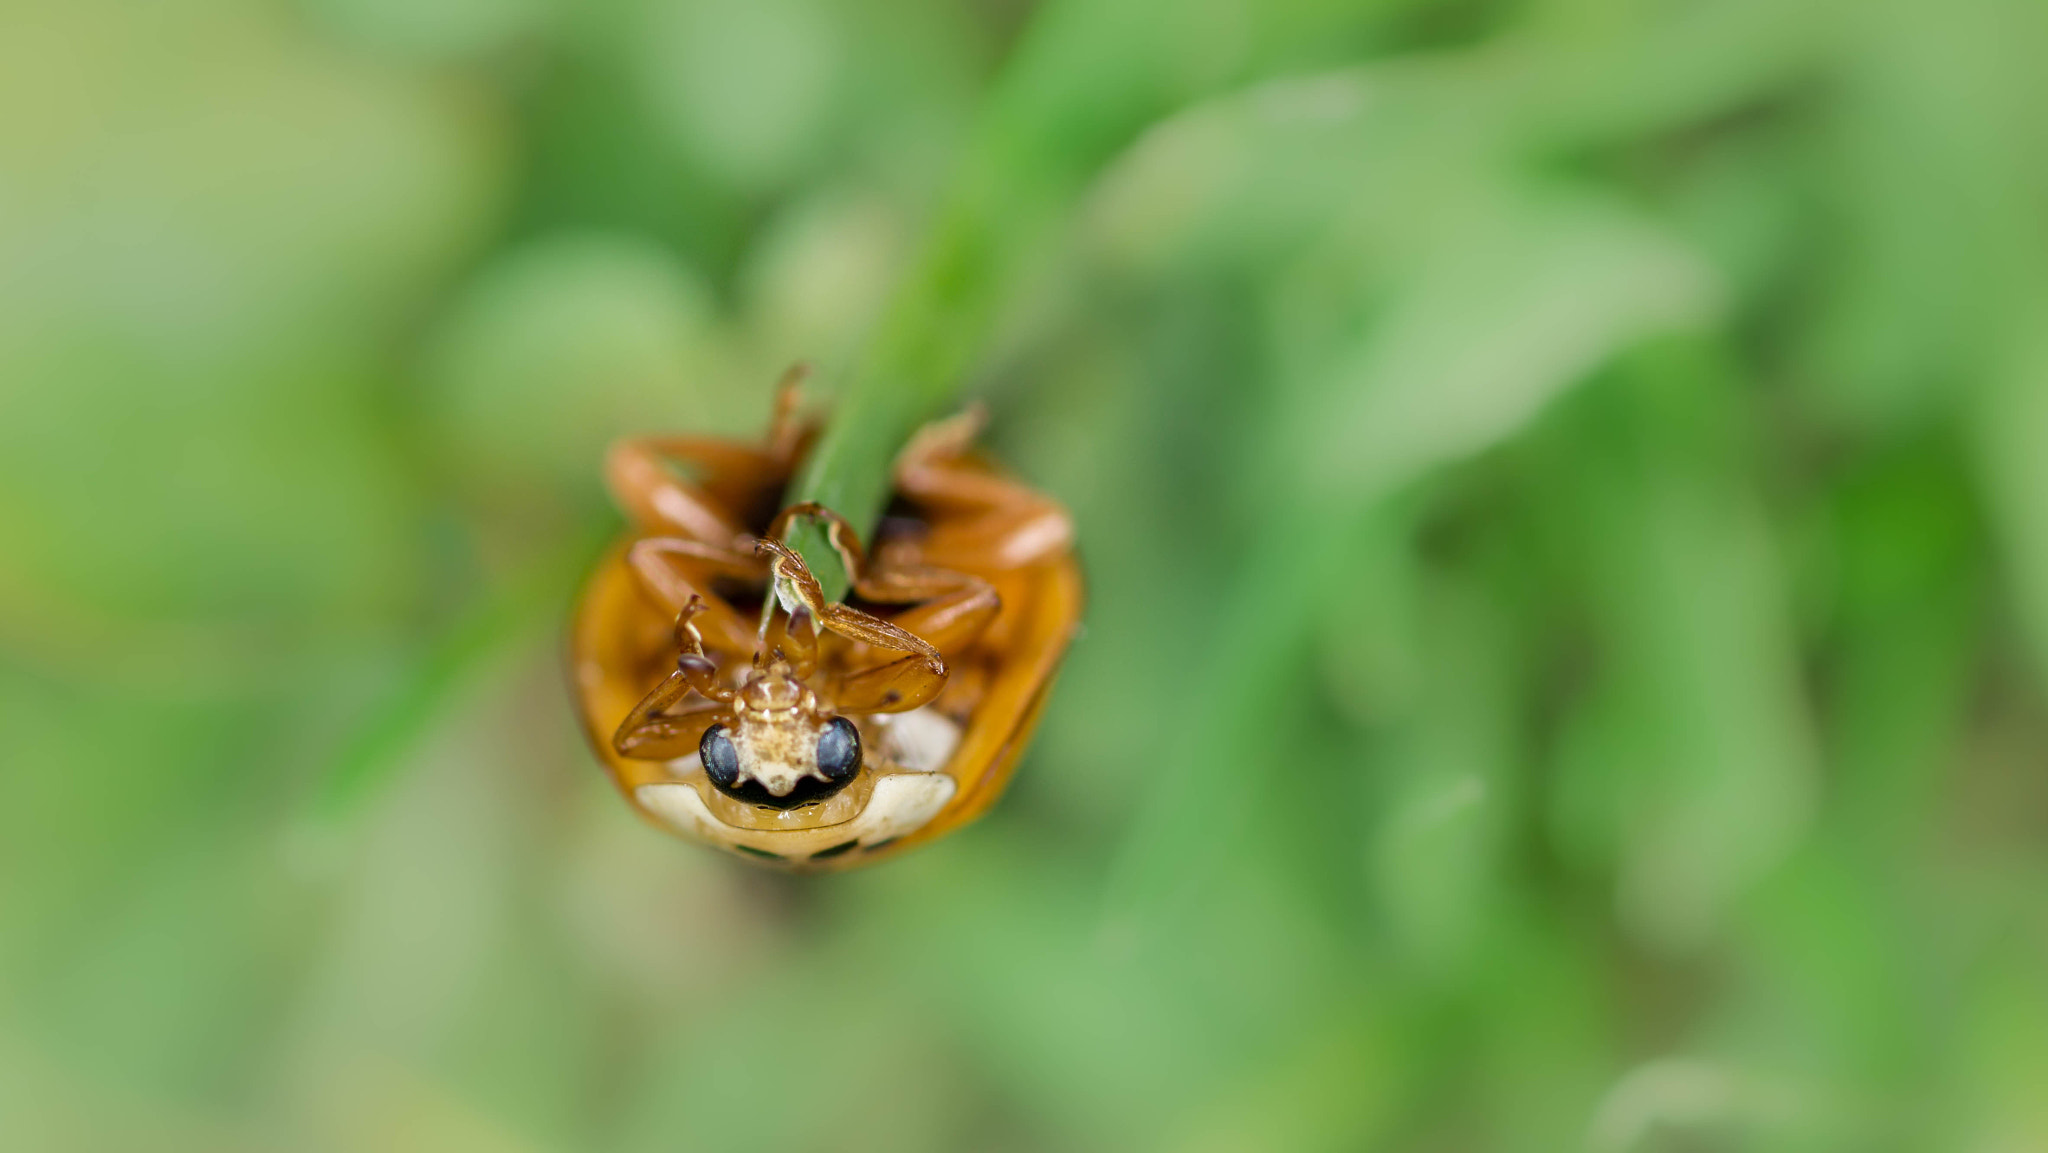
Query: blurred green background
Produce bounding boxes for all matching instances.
[5,0,2048,1149]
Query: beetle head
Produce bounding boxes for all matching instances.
[698,660,863,810]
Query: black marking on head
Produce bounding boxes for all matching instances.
[713,774,852,811]
[817,716,862,782]
[809,839,860,860]
[734,844,782,860]
[700,724,740,788]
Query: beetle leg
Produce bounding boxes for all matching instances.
[765,500,999,656]
[606,365,814,541]
[768,499,996,608]
[616,599,736,759]
[880,582,999,651]
[606,439,753,544]
[626,538,766,656]
[615,696,727,761]
[895,410,1074,571]
[669,597,737,699]
[832,651,947,715]
[852,553,986,602]
[755,538,945,673]
[749,530,974,715]
[825,579,997,714]
[765,500,870,582]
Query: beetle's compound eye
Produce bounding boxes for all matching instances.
[817,716,862,782]
[700,724,740,789]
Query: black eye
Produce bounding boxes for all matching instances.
[816,717,861,782]
[700,724,740,788]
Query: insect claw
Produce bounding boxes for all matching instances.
[673,597,711,648]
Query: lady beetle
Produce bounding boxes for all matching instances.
[569,370,1082,871]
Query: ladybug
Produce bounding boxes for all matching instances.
[569,370,1083,870]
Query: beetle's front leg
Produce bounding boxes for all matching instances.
[761,503,1000,711]
[752,537,958,715]
[615,683,728,761]
[753,538,943,666]
[615,599,736,759]
[768,500,1001,645]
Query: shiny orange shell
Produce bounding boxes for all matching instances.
[569,435,1082,872]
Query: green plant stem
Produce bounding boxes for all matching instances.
[780,97,1074,598]
[779,0,1184,598]
[780,192,1039,600]
[781,0,1317,595]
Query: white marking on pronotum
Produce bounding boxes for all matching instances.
[848,774,955,843]
[875,707,960,774]
[636,781,725,843]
